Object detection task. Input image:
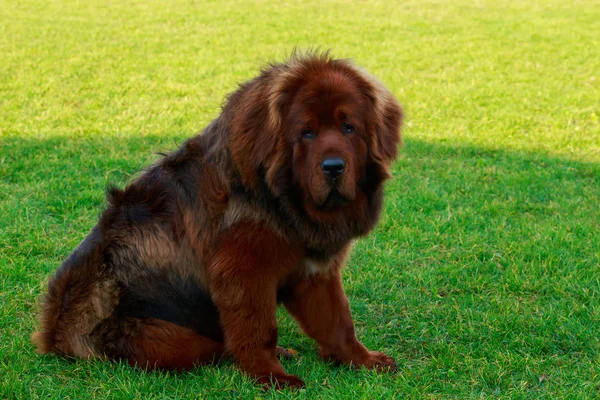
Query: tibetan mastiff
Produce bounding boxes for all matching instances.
[33,52,403,389]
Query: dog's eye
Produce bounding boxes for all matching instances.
[302,129,316,139]
[342,123,355,135]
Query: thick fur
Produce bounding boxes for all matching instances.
[32,52,403,389]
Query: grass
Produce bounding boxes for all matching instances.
[1,0,599,398]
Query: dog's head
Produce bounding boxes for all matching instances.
[228,52,403,222]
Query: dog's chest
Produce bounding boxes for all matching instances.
[301,258,333,276]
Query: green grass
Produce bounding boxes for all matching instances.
[1,0,599,398]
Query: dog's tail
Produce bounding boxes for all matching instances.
[32,226,109,358]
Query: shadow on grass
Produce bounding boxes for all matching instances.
[1,134,599,396]
[2,133,598,214]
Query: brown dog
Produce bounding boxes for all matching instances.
[32,52,403,389]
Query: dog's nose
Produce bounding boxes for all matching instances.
[321,157,345,179]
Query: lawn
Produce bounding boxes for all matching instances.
[1,0,599,398]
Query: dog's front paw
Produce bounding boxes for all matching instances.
[321,347,398,372]
[255,372,306,390]
[361,351,397,372]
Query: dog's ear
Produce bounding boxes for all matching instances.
[358,71,403,168]
[228,71,293,195]
[371,90,403,164]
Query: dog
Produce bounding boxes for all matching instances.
[32,52,403,389]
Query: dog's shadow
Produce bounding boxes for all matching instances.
[3,134,599,392]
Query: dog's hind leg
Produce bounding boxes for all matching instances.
[92,317,225,370]
[128,318,225,370]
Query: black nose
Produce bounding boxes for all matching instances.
[321,157,345,179]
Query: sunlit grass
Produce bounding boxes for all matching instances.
[1,0,599,398]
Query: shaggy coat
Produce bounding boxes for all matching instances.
[32,53,403,389]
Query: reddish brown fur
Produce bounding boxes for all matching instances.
[129,319,224,370]
[33,52,403,389]
[284,252,397,370]
[207,222,304,386]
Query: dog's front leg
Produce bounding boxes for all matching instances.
[207,222,304,389]
[284,268,397,372]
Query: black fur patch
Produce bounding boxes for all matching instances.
[114,271,223,343]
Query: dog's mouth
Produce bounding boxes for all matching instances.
[317,189,350,210]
